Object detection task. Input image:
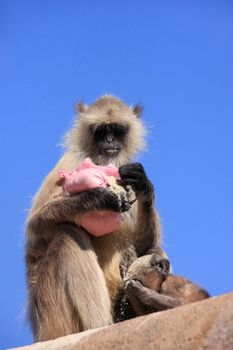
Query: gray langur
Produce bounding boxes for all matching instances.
[123,253,210,316]
[26,95,165,341]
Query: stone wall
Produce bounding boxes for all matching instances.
[11,292,233,350]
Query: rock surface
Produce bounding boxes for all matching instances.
[11,292,233,350]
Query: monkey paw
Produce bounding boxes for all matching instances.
[86,187,130,213]
[124,279,142,295]
[119,163,153,199]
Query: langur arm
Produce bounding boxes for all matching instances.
[119,163,161,255]
[27,187,130,233]
[125,280,182,312]
[127,294,147,316]
[124,279,148,316]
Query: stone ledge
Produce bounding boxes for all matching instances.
[11,292,233,350]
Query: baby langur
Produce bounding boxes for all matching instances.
[124,253,210,316]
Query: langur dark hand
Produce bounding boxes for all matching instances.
[124,279,143,295]
[119,163,154,199]
[80,187,130,213]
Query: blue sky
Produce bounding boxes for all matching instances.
[1,1,233,348]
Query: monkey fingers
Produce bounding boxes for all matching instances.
[61,188,125,213]
[119,163,154,199]
[89,187,128,212]
[124,279,144,295]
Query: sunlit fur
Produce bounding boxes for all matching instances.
[26,95,162,342]
[124,254,210,315]
[64,95,146,166]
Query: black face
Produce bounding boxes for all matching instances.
[90,123,129,156]
[150,255,170,278]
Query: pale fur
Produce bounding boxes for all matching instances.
[26,95,162,341]
[64,95,146,166]
[124,254,210,315]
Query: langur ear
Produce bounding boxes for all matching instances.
[75,101,88,114]
[133,103,143,118]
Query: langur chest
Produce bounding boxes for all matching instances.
[91,208,137,258]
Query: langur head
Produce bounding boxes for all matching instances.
[124,254,170,292]
[65,95,146,165]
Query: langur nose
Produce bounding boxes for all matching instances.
[106,136,114,143]
[155,258,170,276]
[160,259,170,276]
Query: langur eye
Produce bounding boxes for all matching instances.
[110,124,129,138]
[116,125,129,137]
[156,262,164,271]
[150,256,158,267]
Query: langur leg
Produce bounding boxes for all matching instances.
[28,224,112,341]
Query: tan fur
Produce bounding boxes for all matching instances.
[64,95,146,166]
[161,275,209,304]
[124,254,209,316]
[26,95,162,341]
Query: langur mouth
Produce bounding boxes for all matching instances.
[98,146,121,156]
[105,148,120,154]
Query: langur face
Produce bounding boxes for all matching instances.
[125,254,170,292]
[65,97,146,165]
[142,255,170,291]
[89,123,129,158]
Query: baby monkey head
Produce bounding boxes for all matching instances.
[65,95,146,166]
[125,254,170,292]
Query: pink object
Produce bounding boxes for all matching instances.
[58,157,120,193]
[58,158,123,236]
[79,211,123,237]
